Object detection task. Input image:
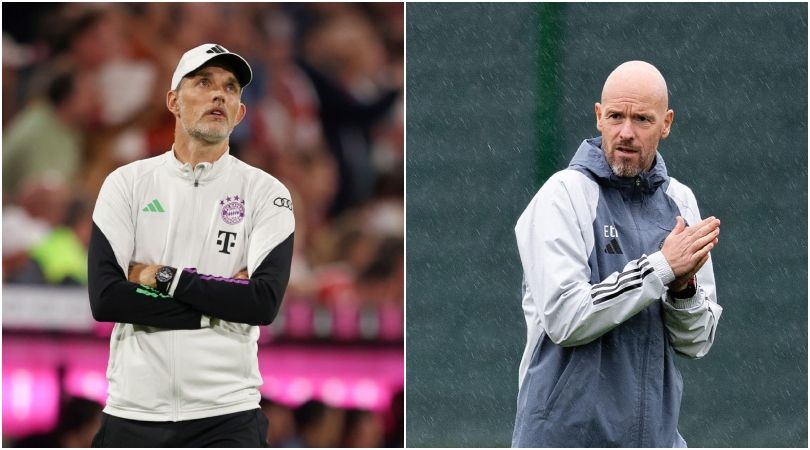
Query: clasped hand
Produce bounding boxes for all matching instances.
[660,216,720,292]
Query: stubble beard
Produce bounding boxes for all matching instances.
[609,157,643,178]
[178,99,232,144]
[607,148,654,178]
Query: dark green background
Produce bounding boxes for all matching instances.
[406,3,807,447]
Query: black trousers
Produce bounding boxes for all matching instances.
[91,409,269,448]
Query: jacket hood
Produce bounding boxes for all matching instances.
[568,137,669,194]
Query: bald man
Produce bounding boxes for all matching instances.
[512,61,722,447]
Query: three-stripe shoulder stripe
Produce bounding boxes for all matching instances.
[591,256,654,305]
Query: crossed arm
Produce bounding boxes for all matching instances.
[88,223,294,329]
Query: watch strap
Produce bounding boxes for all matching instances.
[155,266,177,295]
[671,277,697,299]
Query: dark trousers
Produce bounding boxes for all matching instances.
[91,409,269,448]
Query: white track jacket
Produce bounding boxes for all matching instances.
[89,149,295,421]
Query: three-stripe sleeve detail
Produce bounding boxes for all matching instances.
[591,256,655,305]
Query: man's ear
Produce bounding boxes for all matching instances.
[234,103,247,126]
[167,90,179,116]
[595,102,603,132]
[661,109,674,139]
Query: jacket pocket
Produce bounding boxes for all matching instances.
[540,349,585,418]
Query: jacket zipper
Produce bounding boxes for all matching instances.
[626,190,647,445]
[175,167,204,419]
[637,336,647,445]
[171,331,178,421]
[193,164,204,187]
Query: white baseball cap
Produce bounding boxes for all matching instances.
[171,43,252,90]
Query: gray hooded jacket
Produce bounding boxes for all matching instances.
[512,138,722,447]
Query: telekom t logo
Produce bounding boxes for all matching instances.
[217,231,237,254]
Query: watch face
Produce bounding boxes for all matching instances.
[156,267,174,283]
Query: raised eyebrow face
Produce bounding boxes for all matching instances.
[604,108,656,120]
[190,70,241,90]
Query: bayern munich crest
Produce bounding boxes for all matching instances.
[219,194,246,225]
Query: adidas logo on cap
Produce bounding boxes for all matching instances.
[170,43,253,90]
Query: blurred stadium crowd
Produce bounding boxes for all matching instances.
[3,1,403,306]
[3,2,403,447]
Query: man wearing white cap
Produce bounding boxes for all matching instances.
[88,43,295,447]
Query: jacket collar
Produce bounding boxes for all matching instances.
[166,146,233,185]
[568,137,669,194]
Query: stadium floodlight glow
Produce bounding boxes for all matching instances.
[3,368,60,437]
[321,377,348,406]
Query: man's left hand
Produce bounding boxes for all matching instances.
[128,263,161,288]
[129,264,250,286]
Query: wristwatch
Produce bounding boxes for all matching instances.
[155,266,177,295]
[671,277,697,299]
